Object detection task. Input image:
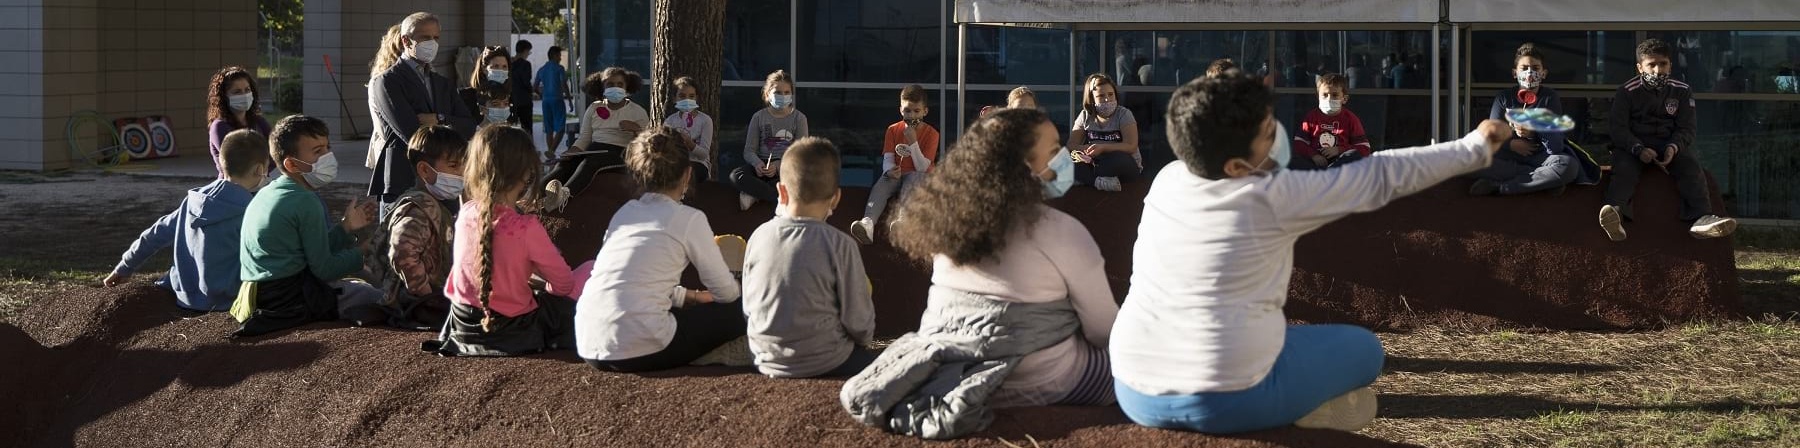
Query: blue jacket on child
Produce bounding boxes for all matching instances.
[110,179,253,311]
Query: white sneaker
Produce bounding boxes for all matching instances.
[1598,205,1627,242]
[1094,176,1122,192]
[849,218,874,245]
[738,193,756,211]
[1294,387,1378,432]
[1689,215,1737,239]
[542,180,571,212]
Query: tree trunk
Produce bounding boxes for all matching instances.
[651,0,727,166]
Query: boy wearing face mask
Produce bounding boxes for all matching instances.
[662,76,716,184]
[1471,43,1600,197]
[1288,73,1371,170]
[1113,72,1512,435]
[850,84,938,245]
[104,129,269,312]
[366,125,468,330]
[234,115,386,337]
[1599,38,1736,241]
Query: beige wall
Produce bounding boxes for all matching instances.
[303,0,510,139]
[0,0,256,171]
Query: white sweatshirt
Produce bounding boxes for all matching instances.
[1111,131,1494,395]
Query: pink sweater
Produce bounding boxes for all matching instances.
[446,203,586,317]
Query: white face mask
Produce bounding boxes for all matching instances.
[427,166,464,199]
[410,39,439,65]
[228,93,254,113]
[487,68,508,84]
[1319,98,1343,114]
[293,152,339,187]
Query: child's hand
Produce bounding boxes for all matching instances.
[619,120,642,133]
[1311,155,1329,167]
[1320,146,1341,158]
[1475,119,1511,152]
[343,197,374,232]
[102,272,126,287]
[1512,123,1537,138]
[1508,138,1537,157]
[685,290,714,306]
[1638,147,1658,164]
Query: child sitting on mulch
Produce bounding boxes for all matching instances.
[423,125,587,356]
[105,129,267,312]
[231,115,384,337]
[366,125,465,331]
[742,137,877,378]
[577,126,746,373]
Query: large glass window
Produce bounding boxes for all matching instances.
[1276,30,1436,89]
[962,27,1071,85]
[723,0,792,81]
[798,0,942,83]
[587,0,652,78]
[1646,31,1800,94]
[1103,31,1270,87]
[1470,31,1639,86]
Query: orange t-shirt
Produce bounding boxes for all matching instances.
[882,121,940,173]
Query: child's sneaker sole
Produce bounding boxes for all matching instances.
[690,335,755,367]
[1690,216,1738,239]
[1598,205,1627,242]
[1294,387,1377,432]
[849,220,874,245]
[715,234,748,273]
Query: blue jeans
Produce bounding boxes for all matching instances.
[1114,324,1384,434]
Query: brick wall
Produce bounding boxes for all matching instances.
[303,0,511,140]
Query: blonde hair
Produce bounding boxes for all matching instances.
[461,125,542,331]
[762,70,795,107]
[1006,86,1036,107]
[371,25,404,74]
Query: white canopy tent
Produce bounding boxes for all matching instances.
[1446,0,1800,23]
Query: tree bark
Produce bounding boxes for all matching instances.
[651,0,727,166]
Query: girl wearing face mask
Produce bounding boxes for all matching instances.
[661,76,715,185]
[731,69,809,211]
[207,66,272,178]
[475,81,516,128]
[367,125,469,330]
[1066,74,1142,192]
[1470,42,1599,196]
[853,108,1120,429]
[459,46,512,118]
[543,67,649,203]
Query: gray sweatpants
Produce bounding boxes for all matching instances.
[864,172,926,223]
[1474,149,1577,195]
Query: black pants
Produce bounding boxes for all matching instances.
[235,269,338,337]
[691,162,711,186]
[819,344,879,378]
[1288,151,1367,171]
[1603,144,1713,222]
[423,292,576,357]
[585,301,747,372]
[1074,151,1142,184]
[729,166,780,202]
[543,143,626,196]
[512,104,533,135]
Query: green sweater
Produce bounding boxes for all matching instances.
[239,175,361,282]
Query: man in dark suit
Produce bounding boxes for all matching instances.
[367,12,478,217]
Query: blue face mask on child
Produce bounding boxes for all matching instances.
[603,87,629,103]
[675,99,699,113]
[1038,147,1075,198]
[770,94,794,109]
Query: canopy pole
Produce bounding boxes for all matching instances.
[1431,22,1442,142]
[1069,25,1078,126]
[1450,23,1461,139]
[939,0,947,141]
[957,23,968,137]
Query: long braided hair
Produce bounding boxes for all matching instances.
[461,125,542,331]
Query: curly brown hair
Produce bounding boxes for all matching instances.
[890,108,1050,266]
[206,66,262,129]
[584,67,642,104]
[625,125,689,193]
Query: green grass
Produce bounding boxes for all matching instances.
[0,256,113,320]
[1735,225,1800,252]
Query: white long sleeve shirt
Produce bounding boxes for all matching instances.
[930,206,1119,407]
[576,193,741,361]
[1111,131,1493,395]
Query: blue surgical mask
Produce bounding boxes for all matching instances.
[675,98,699,113]
[486,107,511,124]
[769,93,794,109]
[1038,147,1075,198]
[1257,122,1292,174]
[603,87,629,103]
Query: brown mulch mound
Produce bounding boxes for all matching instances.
[1,285,1404,447]
[547,169,1737,335]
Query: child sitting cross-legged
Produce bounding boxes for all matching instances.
[366,125,466,330]
[742,137,877,378]
[424,125,586,356]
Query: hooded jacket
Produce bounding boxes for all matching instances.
[112,179,254,311]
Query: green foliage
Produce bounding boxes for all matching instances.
[276,80,302,114]
[258,0,303,51]
[513,0,567,35]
